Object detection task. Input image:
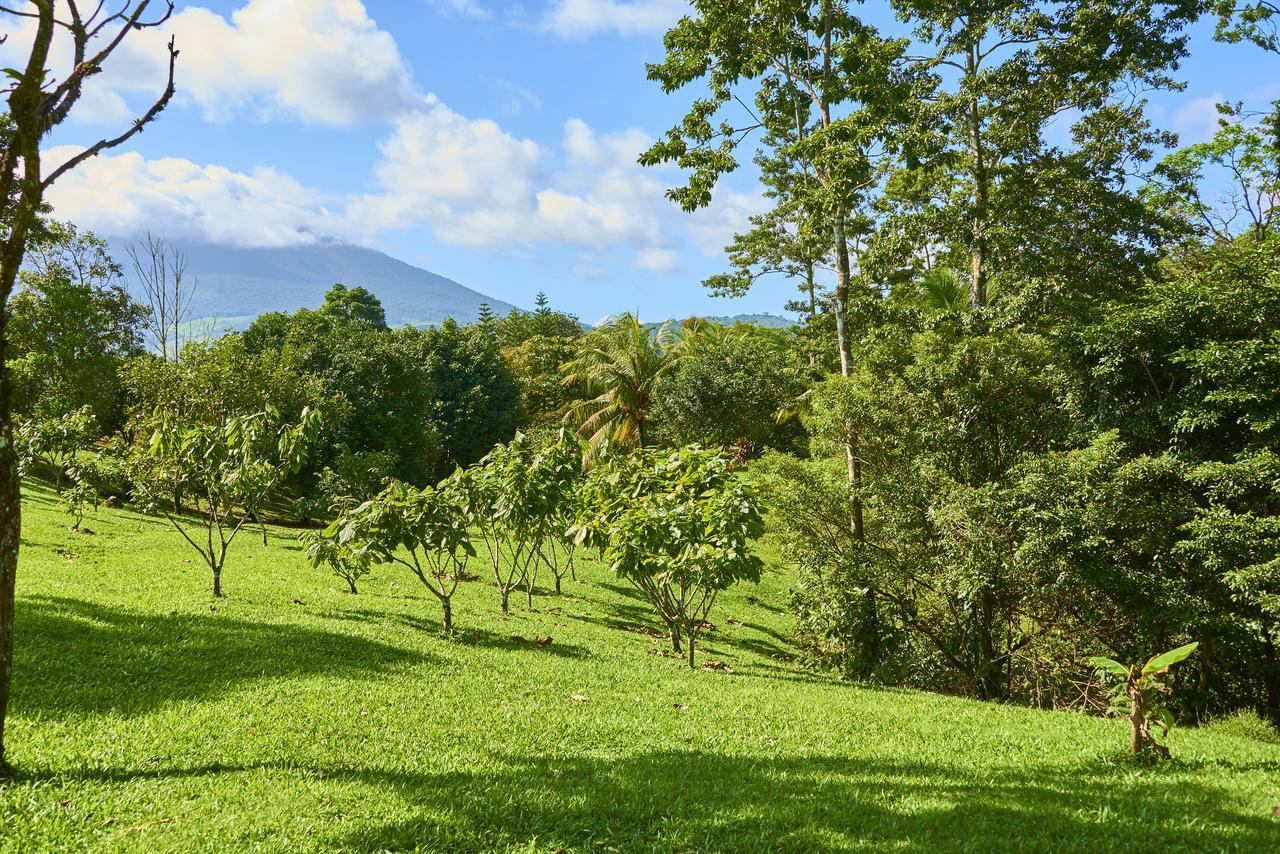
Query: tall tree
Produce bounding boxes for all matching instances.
[9,222,145,429]
[642,1,908,537]
[642,0,903,376]
[0,0,177,774]
[878,0,1194,312]
[127,232,197,362]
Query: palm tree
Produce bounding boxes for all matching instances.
[561,313,677,454]
[920,268,968,311]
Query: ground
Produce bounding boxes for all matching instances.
[1,481,1278,852]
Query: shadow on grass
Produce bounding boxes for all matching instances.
[13,596,427,718]
[333,607,590,659]
[13,751,1277,851]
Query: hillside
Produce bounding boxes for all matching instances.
[112,241,519,330]
[3,483,1277,852]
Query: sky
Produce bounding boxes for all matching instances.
[3,1,1275,323]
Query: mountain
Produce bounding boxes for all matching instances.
[699,313,795,329]
[597,312,796,330]
[112,241,519,331]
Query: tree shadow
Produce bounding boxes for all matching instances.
[12,596,428,718]
[326,751,1280,851]
[27,751,1268,851]
[328,608,589,659]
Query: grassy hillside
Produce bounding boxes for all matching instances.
[2,482,1278,852]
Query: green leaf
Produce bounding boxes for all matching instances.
[1142,642,1199,676]
[1087,656,1129,677]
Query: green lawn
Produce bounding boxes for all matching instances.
[2,482,1278,852]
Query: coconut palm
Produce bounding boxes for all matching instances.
[561,313,677,454]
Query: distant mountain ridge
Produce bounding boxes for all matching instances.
[111,241,519,330]
[596,312,796,331]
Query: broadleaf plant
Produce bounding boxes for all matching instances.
[1088,642,1199,759]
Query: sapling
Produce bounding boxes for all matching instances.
[571,446,764,668]
[135,406,320,596]
[60,460,100,532]
[335,480,474,633]
[464,434,550,613]
[302,528,374,594]
[1088,642,1199,759]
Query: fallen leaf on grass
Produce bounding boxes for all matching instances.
[702,661,734,673]
[624,624,667,639]
[511,635,554,646]
[571,693,589,703]
[673,703,690,712]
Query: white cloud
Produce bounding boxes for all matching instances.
[633,247,680,273]
[542,0,687,38]
[42,146,350,247]
[0,0,420,126]
[351,101,667,253]
[429,0,491,19]
[1173,95,1227,145]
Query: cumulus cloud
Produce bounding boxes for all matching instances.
[542,0,687,38]
[42,100,765,272]
[42,146,351,247]
[1172,95,1227,145]
[351,101,667,253]
[0,0,420,126]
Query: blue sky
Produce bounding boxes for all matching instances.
[8,1,1275,322]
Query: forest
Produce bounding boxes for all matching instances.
[0,0,1277,850]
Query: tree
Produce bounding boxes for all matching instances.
[770,327,1074,697]
[642,0,903,377]
[9,221,145,429]
[406,319,522,477]
[561,313,677,455]
[135,407,320,597]
[875,0,1192,313]
[302,526,374,595]
[319,283,388,330]
[241,309,446,486]
[15,405,97,493]
[330,479,474,633]
[572,446,764,667]
[1149,105,1278,243]
[462,433,567,613]
[0,2,177,770]
[126,233,198,362]
[652,323,804,452]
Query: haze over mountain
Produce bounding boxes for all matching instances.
[112,241,519,330]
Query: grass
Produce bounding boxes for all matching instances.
[2,480,1278,852]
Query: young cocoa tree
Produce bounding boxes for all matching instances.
[302,528,374,595]
[135,407,320,597]
[465,433,554,613]
[531,430,582,596]
[571,446,765,668]
[15,405,96,492]
[0,0,178,773]
[332,480,474,633]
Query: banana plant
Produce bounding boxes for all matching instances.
[1088,642,1199,759]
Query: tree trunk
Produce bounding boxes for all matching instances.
[500,587,510,615]
[965,43,989,309]
[1129,679,1143,756]
[554,574,561,594]
[211,563,222,598]
[0,278,21,775]
[687,631,696,669]
[441,597,452,634]
[670,623,682,654]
